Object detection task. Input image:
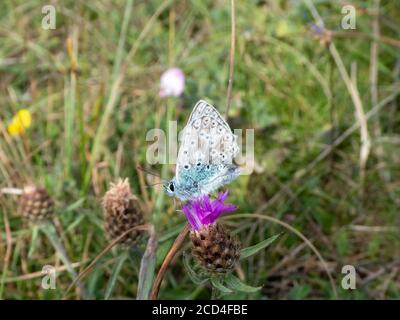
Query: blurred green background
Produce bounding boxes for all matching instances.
[0,0,399,299]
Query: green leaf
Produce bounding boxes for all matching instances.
[104,253,128,300]
[288,284,311,299]
[225,274,261,293]
[65,214,86,234]
[182,252,208,285]
[28,225,40,259]
[136,232,157,300]
[65,197,86,212]
[211,276,233,294]
[335,230,350,256]
[240,233,281,260]
[156,239,174,265]
[159,222,187,242]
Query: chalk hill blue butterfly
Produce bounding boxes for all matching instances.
[164,100,240,201]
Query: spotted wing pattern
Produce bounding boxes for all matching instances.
[176,100,239,179]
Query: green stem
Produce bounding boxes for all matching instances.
[0,264,8,299]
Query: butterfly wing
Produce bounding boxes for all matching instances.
[175,100,240,199]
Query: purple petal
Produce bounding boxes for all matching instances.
[192,200,204,219]
[221,203,237,213]
[217,191,229,202]
[212,191,228,211]
[201,213,214,225]
[202,195,213,213]
[182,191,238,228]
[183,203,201,230]
[212,202,236,222]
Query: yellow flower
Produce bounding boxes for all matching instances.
[276,20,290,37]
[7,109,32,136]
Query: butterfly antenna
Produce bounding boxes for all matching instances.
[145,182,165,188]
[136,165,167,183]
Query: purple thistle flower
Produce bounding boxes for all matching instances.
[182,191,237,231]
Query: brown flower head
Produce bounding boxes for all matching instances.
[20,185,55,222]
[190,222,241,274]
[102,179,145,246]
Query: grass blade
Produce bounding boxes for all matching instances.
[40,222,90,299]
[104,253,128,300]
[82,0,133,193]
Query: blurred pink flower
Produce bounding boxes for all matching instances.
[159,67,185,97]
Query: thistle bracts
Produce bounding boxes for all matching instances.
[20,185,55,221]
[190,223,240,274]
[102,178,144,246]
[183,191,241,274]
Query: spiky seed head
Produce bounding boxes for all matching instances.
[20,185,55,222]
[190,223,241,274]
[102,178,144,246]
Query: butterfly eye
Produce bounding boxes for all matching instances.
[169,183,175,192]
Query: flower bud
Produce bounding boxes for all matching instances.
[102,179,144,246]
[159,67,185,97]
[190,223,241,274]
[20,185,55,221]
